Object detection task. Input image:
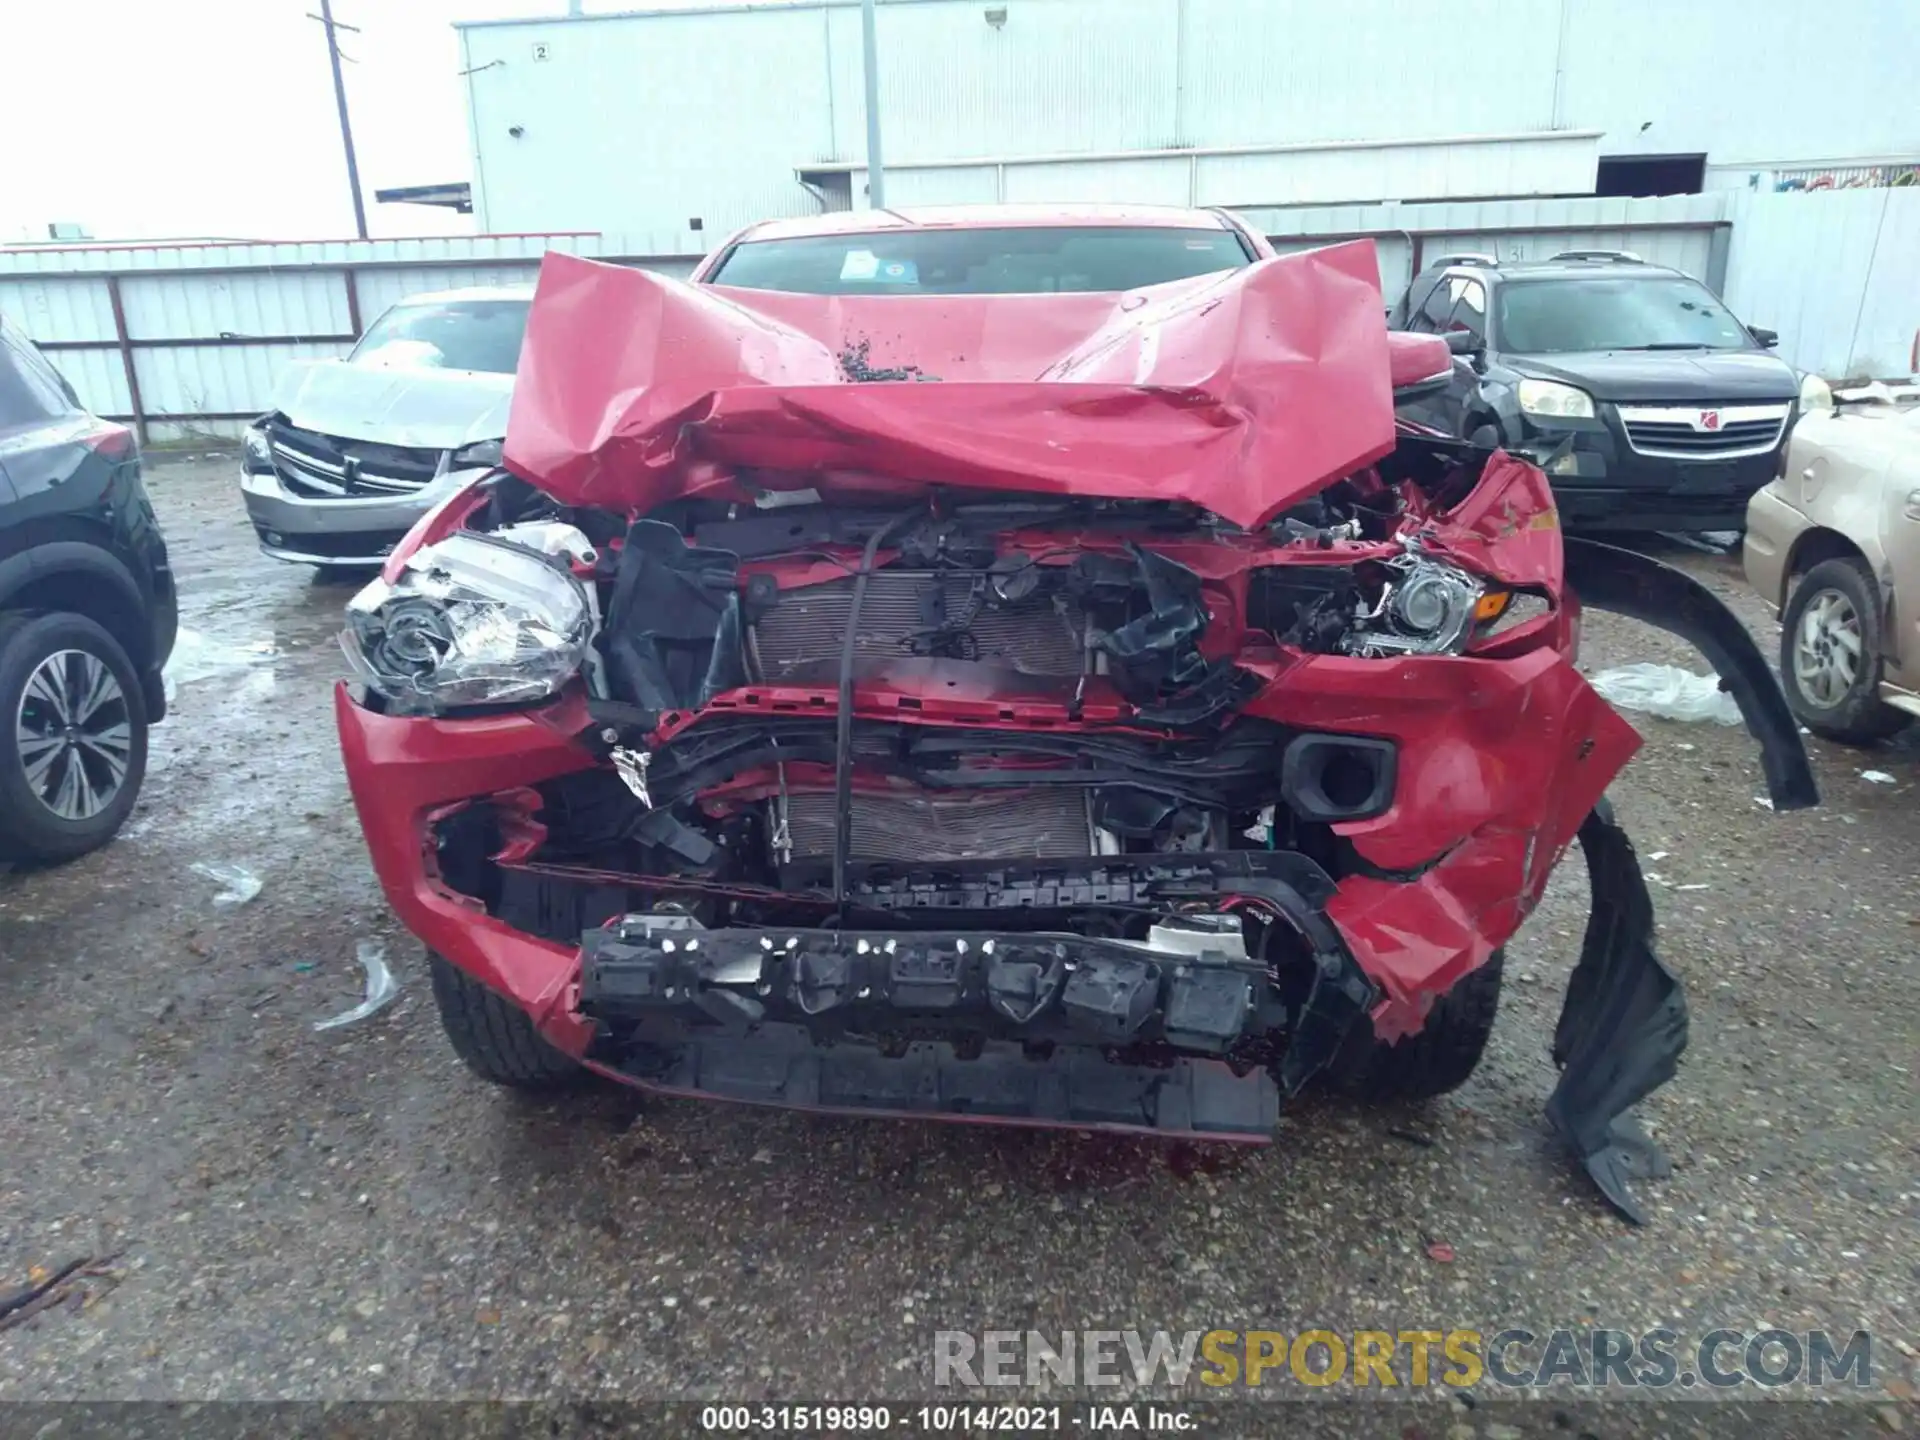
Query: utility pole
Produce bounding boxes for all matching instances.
[311,0,368,238]
[860,0,886,208]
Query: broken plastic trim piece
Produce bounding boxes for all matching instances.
[313,941,400,1032]
[1564,538,1818,811]
[599,520,746,713]
[1546,801,1687,1225]
[191,862,263,908]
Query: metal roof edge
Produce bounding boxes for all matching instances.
[454,0,972,31]
[795,130,1607,175]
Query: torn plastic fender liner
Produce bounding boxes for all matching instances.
[1564,538,1818,812]
[1547,801,1689,1226]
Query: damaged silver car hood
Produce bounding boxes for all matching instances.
[274,359,514,449]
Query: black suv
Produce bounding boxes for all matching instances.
[1389,251,1811,530]
[0,314,176,863]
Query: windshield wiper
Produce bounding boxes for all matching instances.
[1616,342,1715,351]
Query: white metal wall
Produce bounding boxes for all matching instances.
[1722,188,1920,381]
[1244,193,1733,319]
[1416,224,1713,279]
[1559,0,1919,168]
[461,6,839,249]
[458,0,1919,237]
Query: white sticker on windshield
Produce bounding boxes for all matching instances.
[840,249,881,281]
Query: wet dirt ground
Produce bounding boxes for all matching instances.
[1,452,1915,1427]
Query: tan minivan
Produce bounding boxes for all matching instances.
[1744,388,1920,744]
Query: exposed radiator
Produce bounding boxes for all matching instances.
[784,789,1092,863]
[750,571,1085,681]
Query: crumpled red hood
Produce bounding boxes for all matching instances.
[504,243,1396,531]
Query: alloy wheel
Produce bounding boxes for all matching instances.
[15,648,134,821]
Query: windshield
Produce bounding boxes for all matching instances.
[1495,276,1754,354]
[350,298,530,374]
[709,226,1252,295]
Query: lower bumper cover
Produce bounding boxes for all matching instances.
[614,1026,1280,1139]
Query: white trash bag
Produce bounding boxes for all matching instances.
[1589,663,1742,726]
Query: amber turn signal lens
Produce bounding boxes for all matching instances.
[1473,590,1511,623]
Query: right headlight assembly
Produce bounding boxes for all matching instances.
[341,532,592,714]
[1341,556,1489,657]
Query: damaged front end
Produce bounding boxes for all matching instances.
[335,247,1815,1224]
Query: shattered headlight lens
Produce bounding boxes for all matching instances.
[1341,557,1485,657]
[340,532,592,714]
[1518,379,1595,420]
[242,423,274,475]
[450,438,505,468]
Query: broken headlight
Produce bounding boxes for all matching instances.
[340,532,592,714]
[242,422,274,475]
[450,438,506,468]
[1341,556,1485,657]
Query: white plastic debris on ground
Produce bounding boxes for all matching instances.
[1860,770,1896,785]
[190,862,262,907]
[313,941,399,1032]
[1589,664,1742,726]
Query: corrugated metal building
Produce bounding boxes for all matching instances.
[455,0,1919,242]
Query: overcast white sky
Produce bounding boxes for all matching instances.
[2,0,586,242]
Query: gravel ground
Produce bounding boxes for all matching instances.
[1,453,1914,1430]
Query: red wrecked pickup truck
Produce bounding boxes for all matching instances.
[334,207,1815,1224]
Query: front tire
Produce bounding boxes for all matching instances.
[0,613,149,864]
[428,951,585,1090]
[1332,949,1504,1100]
[1780,557,1910,745]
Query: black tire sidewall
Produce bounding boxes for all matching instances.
[1329,948,1504,1100]
[428,951,583,1090]
[1778,557,1902,741]
[0,613,150,862]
